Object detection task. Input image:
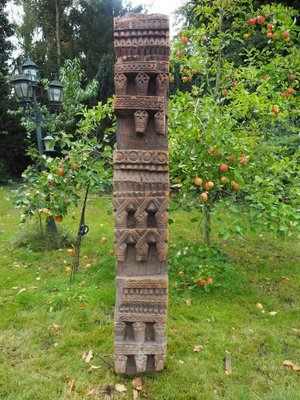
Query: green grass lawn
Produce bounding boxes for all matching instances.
[0,185,299,400]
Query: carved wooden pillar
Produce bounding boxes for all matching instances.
[113,14,170,375]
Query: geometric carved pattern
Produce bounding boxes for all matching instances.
[114,95,164,111]
[154,111,166,135]
[135,73,150,95]
[114,229,168,262]
[114,197,169,229]
[114,15,169,30]
[113,13,169,375]
[156,73,169,96]
[114,73,127,95]
[134,110,149,134]
[114,150,168,165]
[115,61,169,74]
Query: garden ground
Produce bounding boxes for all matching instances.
[0,185,299,400]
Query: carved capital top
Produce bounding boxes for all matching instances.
[114,13,169,31]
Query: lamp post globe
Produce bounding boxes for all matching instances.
[11,73,32,104]
[21,58,40,85]
[43,135,56,152]
[48,77,64,107]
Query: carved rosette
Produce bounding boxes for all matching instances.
[113,13,169,375]
[114,73,127,95]
[135,72,150,95]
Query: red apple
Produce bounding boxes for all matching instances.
[206,277,214,284]
[200,192,208,202]
[222,90,229,96]
[177,51,183,57]
[282,31,290,40]
[247,18,257,26]
[220,176,228,184]
[257,16,265,24]
[194,177,203,186]
[231,181,239,190]
[231,81,238,87]
[55,216,63,222]
[267,23,273,30]
[220,163,229,172]
[197,279,206,286]
[266,32,273,38]
[287,87,295,94]
[204,181,214,191]
[215,149,221,157]
[58,168,64,176]
[182,36,189,44]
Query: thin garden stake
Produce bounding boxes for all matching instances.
[70,185,90,281]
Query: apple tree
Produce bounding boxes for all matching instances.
[169,0,300,244]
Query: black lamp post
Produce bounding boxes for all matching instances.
[11,57,64,232]
[11,57,64,156]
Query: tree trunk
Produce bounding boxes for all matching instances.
[204,206,211,246]
[55,0,61,65]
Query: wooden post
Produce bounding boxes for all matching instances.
[113,13,170,374]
